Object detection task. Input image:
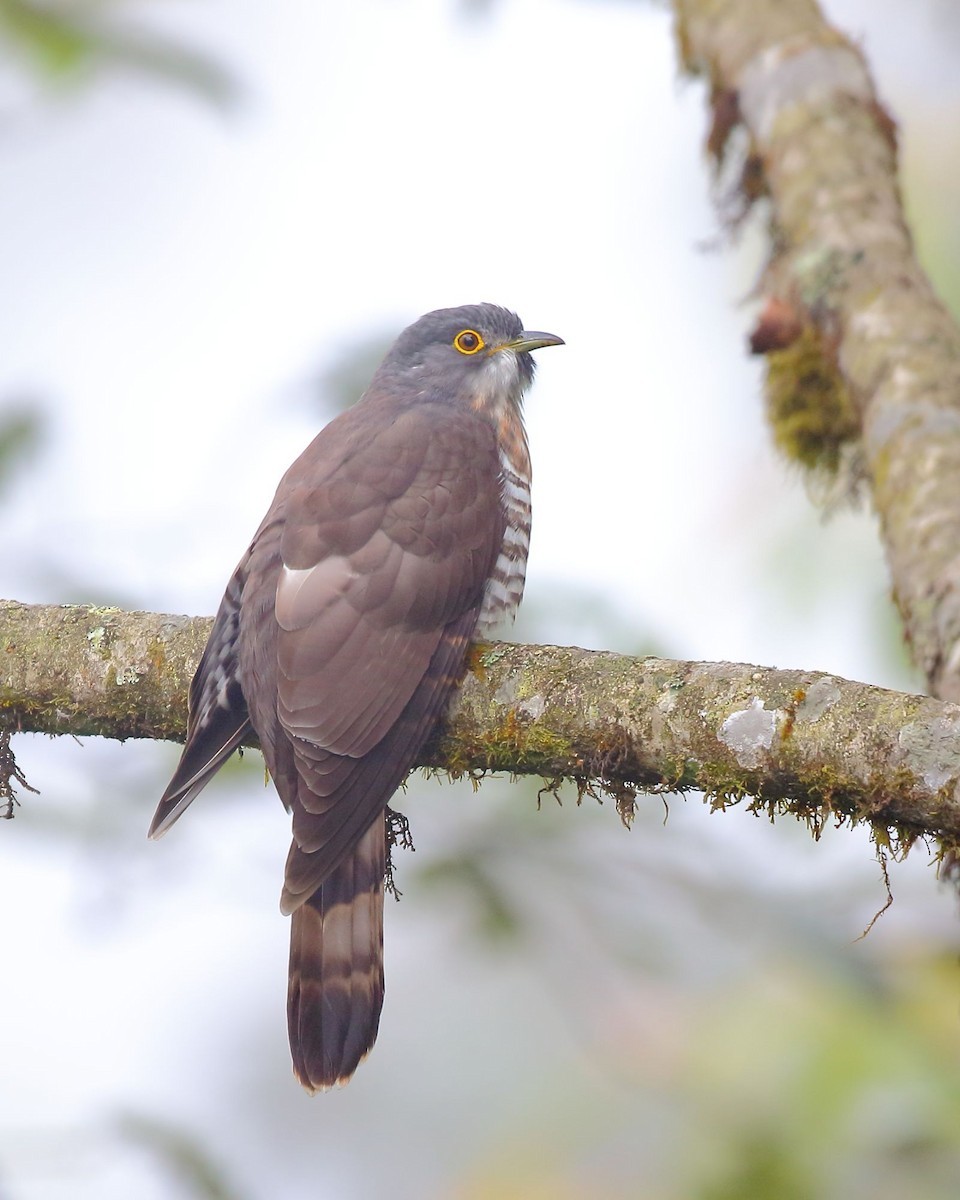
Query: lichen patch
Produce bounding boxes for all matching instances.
[718,697,777,768]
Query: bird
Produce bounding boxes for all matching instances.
[149,303,563,1091]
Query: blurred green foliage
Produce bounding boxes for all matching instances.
[0,0,236,104]
[116,1111,248,1200]
[315,331,393,419]
[684,955,960,1200]
[0,402,44,496]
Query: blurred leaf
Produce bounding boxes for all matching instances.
[116,1110,249,1200]
[0,0,238,106]
[314,329,393,418]
[0,400,45,495]
[418,849,526,941]
[683,955,960,1200]
[698,1138,812,1200]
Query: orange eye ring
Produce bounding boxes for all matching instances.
[453,329,484,355]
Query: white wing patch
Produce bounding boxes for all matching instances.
[277,559,355,631]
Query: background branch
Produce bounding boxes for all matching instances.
[3,599,960,851]
[675,0,960,701]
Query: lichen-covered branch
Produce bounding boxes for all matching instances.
[0,599,211,742]
[674,0,960,701]
[3,599,960,852]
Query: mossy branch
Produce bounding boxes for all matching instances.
[3,599,960,855]
[674,0,960,702]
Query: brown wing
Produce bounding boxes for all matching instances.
[281,603,484,912]
[238,396,505,910]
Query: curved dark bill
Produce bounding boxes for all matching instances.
[510,331,565,352]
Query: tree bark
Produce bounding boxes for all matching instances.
[675,0,960,702]
[2,599,960,854]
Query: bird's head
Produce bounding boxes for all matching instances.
[374,303,564,418]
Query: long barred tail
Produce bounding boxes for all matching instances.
[286,818,386,1091]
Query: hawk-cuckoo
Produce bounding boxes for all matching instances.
[150,303,563,1091]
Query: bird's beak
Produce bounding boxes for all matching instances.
[500,330,565,354]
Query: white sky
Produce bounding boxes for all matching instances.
[2,2,959,1196]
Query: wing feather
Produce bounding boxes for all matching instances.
[280,605,482,911]
[149,567,252,838]
[271,405,503,758]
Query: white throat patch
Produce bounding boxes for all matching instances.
[472,349,522,413]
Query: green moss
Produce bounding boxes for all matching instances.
[440,711,577,779]
[764,324,859,473]
[704,777,753,810]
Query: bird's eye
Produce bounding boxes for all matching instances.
[453,329,484,355]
